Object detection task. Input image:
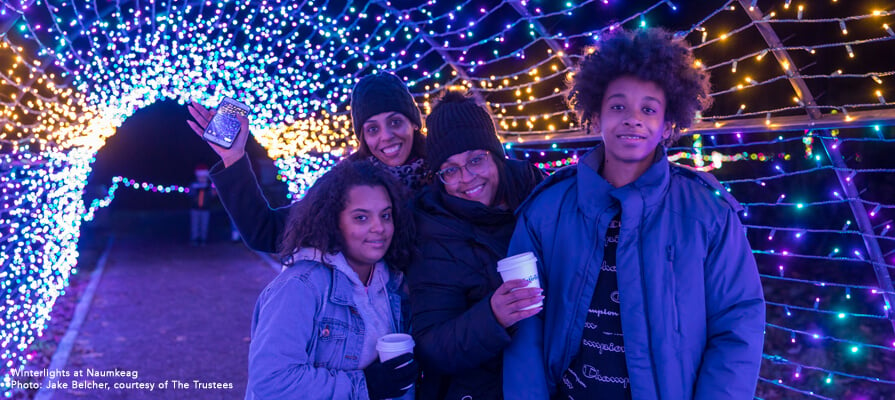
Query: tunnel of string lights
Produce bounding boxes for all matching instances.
[1,0,895,398]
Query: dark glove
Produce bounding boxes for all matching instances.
[363,353,418,400]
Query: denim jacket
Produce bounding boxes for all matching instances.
[246,250,413,400]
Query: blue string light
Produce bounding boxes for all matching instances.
[2,1,894,399]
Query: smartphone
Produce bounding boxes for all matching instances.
[202,97,250,149]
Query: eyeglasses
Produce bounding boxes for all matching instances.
[436,151,491,184]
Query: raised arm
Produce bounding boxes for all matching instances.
[209,155,290,253]
[187,101,290,253]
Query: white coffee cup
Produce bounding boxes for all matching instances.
[376,333,415,362]
[497,252,543,310]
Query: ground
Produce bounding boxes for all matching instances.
[9,210,277,400]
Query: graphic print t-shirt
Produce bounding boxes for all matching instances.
[556,213,631,400]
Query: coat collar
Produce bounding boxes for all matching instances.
[416,186,516,230]
[292,248,400,306]
[576,144,670,219]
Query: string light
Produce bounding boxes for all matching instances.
[82,177,192,222]
[523,130,895,400]
[2,1,894,398]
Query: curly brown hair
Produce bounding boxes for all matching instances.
[278,159,415,270]
[568,28,712,144]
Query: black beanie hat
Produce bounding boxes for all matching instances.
[350,73,422,138]
[426,91,506,172]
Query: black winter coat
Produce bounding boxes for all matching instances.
[408,159,544,400]
[209,155,289,253]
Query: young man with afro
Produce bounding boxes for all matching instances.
[502,28,765,399]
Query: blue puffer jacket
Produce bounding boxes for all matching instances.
[503,146,765,400]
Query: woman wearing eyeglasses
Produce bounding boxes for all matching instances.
[406,91,545,399]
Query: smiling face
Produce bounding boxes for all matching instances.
[362,112,416,167]
[338,185,395,273]
[439,150,500,207]
[596,75,672,173]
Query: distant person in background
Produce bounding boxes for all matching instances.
[503,28,765,399]
[230,218,241,243]
[186,72,431,254]
[247,159,418,400]
[189,164,215,246]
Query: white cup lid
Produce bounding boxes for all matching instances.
[376,333,415,352]
[497,252,537,272]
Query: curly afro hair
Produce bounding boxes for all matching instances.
[569,28,712,144]
[278,159,415,271]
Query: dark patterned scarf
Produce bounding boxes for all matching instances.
[369,156,433,192]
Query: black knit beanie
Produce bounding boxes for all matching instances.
[350,73,422,138]
[425,91,506,172]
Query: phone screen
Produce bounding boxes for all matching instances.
[203,99,249,148]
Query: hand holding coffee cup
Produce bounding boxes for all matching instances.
[376,333,415,362]
[491,280,544,328]
[492,252,545,328]
[375,334,417,393]
[363,351,417,400]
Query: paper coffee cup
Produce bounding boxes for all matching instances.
[376,333,415,362]
[497,252,543,310]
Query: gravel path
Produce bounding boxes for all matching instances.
[46,211,277,400]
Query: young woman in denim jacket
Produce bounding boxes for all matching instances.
[246,159,418,400]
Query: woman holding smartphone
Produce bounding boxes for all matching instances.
[186,72,431,253]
